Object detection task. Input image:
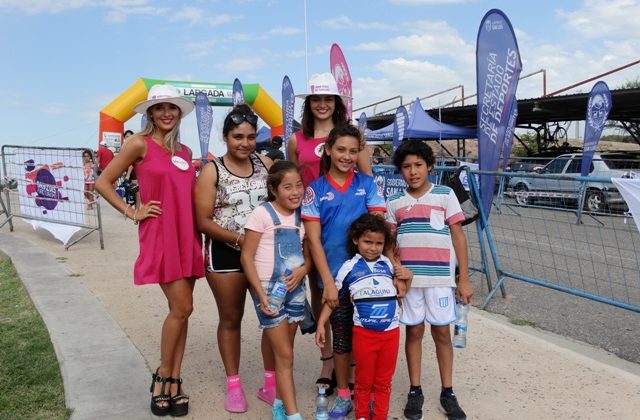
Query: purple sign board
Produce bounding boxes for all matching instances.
[476,8,522,218]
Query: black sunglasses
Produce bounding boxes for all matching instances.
[229,113,258,125]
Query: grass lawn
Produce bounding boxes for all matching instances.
[0,258,71,420]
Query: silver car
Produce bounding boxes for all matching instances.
[507,153,638,212]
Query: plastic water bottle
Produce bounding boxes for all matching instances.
[267,256,304,312]
[452,303,469,349]
[315,387,329,420]
[267,268,291,312]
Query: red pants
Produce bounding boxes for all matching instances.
[352,326,400,420]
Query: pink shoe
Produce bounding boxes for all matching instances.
[257,387,276,406]
[224,386,248,413]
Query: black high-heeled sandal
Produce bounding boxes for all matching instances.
[169,377,189,417]
[150,368,171,416]
[315,355,336,397]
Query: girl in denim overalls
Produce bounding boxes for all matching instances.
[241,161,312,420]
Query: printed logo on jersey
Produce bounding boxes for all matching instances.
[355,188,366,196]
[303,186,315,206]
[320,191,334,202]
[314,143,325,158]
[438,296,449,308]
[369,304,389,319]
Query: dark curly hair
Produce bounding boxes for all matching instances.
[319,123,363,175]
[392,139,435,170]
[300,95,348,138]
[222,104,258,137]
[347,213,393,257]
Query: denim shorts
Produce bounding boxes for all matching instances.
[250,282,306,329]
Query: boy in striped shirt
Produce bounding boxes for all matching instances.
[386,140,473,420]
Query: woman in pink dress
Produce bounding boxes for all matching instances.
[287,72,372,394]
[95,84,204,417]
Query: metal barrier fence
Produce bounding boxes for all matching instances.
[465,167,640,313]
[0,145,104,249]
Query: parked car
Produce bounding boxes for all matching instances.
[507,152,639,212]
[507,157,548,173]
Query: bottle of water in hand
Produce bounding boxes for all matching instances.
[268,256,304,313]
[452,303,469,349]
[315,387,329,420]
[268,268,291,313]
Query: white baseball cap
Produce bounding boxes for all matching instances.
[295,72,351,100]
[133,84,195,118]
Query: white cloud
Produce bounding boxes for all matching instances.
[322,16,394,30]
[557,0,640,39]
[207,14,240,26]
[354,20,472,60]
[0,0,173,24]
[216,57,264,72]
[104,5,168,24]
[227,33,267,41]
[0,0,155,16]
[0,0,95,14]
[287,44,331,58]
[170,6,205,25]
[186,40,219,59]
[269,26,302,36]
[353,57,464,111]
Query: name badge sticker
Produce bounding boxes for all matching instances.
[172,156,189,171]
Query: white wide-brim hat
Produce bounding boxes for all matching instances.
[295,72,352,100]
[133,84,195,118]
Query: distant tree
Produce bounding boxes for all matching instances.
[606,78,640,142]
[512,132,538,156]
[619,77,640,89]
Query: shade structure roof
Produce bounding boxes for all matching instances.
[365,98,476,143]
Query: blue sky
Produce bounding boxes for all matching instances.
[1,0,639,157]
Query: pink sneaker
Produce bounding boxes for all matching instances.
[224,386,248,413]
[257,387,276,406]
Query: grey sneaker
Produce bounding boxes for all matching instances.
[440,392,466,420]
[403,391,424,420]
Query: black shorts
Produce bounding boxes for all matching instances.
[205,238,243,273]
[330,297,354,354]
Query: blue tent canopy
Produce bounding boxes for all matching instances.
[365,98,475,143]
[255,126,272,152]
[364,124,394,144]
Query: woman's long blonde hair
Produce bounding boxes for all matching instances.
[138,106,182,154]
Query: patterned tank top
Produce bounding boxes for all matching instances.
[212,153,269,250]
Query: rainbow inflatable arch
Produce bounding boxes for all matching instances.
[99,77,283,147]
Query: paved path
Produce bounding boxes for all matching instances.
[1,205,639,419]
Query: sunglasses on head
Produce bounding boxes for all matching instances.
[229,113,258,125]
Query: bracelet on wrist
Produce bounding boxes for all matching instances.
[234,233,242,247]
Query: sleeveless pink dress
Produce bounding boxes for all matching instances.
[132,137,205,285]
[295,131,327,186]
